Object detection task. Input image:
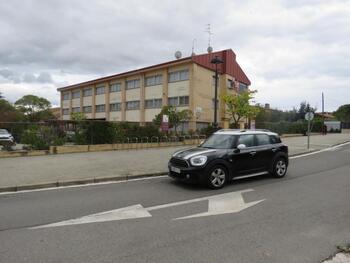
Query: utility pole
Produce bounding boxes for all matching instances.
[322,92,325,135]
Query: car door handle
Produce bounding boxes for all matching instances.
[272,148,277,152]
[249,151,257,156]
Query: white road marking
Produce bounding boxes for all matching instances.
[290,141,350,159]
[31,205,152,229]
[30,189,264,228]
[174,190,264,220]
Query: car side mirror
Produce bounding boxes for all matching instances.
[237,144,246,150]
[198,140,204,146]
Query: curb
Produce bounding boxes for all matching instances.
[0,172,168,194]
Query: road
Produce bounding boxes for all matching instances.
[0,143,350,263]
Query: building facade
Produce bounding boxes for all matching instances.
[58,49,251,131]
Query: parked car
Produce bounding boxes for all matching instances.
[168,129,289,189]
[0,129,16,150]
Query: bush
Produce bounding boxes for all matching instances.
[256,121,323,135]
[21,125,65,150]
[72,121,162,145]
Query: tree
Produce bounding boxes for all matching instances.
[296,101,316,120]
[334,104,350,122]
[0,98,24,122]
[222,90,260,128]
[153,106,193,133]
[15,95,54,121]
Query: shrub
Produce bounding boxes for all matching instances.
[256,121,323,135]
[21,125,65,150]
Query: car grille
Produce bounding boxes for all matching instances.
[170,157,189,168]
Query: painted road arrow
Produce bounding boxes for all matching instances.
[31,189,264,229]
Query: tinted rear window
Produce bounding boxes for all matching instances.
[256,134,271,146]
[269,135,281,144]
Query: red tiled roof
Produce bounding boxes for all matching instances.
[191,49,251,85]
[58,49,250,91]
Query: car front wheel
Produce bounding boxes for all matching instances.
[206,165,227,189]
[272,157,287,178]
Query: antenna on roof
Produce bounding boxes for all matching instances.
[191,38,197,56]
[205,24,213,53]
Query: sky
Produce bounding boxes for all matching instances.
[0,0,349,111]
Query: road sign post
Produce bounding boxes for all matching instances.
[305,112,314,150]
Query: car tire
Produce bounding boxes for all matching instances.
[271,157,288,178]
[205,165,228,189]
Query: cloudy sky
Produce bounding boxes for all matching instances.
[0,0,349,111]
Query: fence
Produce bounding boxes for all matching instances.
[0,120,206,152]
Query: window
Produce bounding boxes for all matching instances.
[95,104,105,112]
[145,98,162,109]
[168,97,178,106]
[110,83,121,92]
[237,134,256,147]
[168,70,189,82]
[256,134,271,146]
[95,85,105,95]
[126,79,140,90]
[62,93,70,100]
[168,96,189,107]
[83,106,92,113]
[62,109,69,115]
[83,88,92,97]
[238,83,248,93]
[72,107,80,113]
[110,103,121,112]
[72,90,80,99]
[201,134,236,149]
[179,96,189,106]
[269,135,281,144]
[126,101,140,110]
[227,79,234,89]
[145,75,162,86]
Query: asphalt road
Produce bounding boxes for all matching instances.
[0,143,350,263]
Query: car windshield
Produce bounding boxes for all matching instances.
[0,129,9,134]
[200,134,236,149]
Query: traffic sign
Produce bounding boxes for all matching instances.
[305,112,314,121]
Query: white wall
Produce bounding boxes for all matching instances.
[95,94,105,105]
[126,110,140,122]
[110,92,122,103]
[145,85,162,99]
[83,96,92,106]
[145,109,161,122]
[126,89,140,101]
[110,112,122,121]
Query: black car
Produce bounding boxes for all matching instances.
[168,129,289,189]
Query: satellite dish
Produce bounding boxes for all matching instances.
[175,51,182,59]
[207,46,213,53]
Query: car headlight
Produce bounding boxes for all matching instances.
[190,155,207,166]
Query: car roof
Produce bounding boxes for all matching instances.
[214,129,278,136]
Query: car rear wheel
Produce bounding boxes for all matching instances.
[272,157,287,178]
[206,165,227,189]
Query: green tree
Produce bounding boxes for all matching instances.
[153,106,193,133]
[0,98,24,122]
[14,95,54,121]
[222,90,260,128]
[334,104,350,122]
[297,101,316,120]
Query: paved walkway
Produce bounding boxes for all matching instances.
[0,134,349,190]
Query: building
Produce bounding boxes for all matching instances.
[57,49,251,131]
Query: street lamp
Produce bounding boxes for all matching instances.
[210,56,224,128]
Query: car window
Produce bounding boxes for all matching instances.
[0,129,8,134]
[256,134,271,146]
[269,135,281,144]
[200,134,236,149]
[237,134,255,147]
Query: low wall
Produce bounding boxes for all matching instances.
[50,139,201,155]
[342,129,350,134]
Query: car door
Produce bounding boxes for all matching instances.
[233,134,260,174]
[254,134,274,170]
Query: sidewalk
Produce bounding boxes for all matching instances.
[0,133,349,192]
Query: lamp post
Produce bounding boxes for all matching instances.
[210,56,224,128]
